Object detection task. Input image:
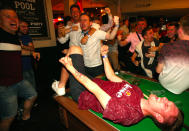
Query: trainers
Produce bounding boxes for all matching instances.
[19,116,41,125]
[52,80,65,96]
[17,109,23,120]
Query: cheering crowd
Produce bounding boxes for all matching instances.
[0,3,189,131]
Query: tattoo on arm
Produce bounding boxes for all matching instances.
[74,69,88,83]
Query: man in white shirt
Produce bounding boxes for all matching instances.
[55,4,97,94]
[57,5,113,48]
[74,14,118,71]
[55,5,113,91]
[57,4,83,46]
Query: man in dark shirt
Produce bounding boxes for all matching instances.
[0,6,40,130]
[59,45,184,131]
[131,27,159,79]
[160,22,179,43]
[17,17,39,118]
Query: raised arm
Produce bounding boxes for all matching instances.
[59,56,111,109]
[105,16,119,40]
[101,45,122,82]
[99,7,113,32]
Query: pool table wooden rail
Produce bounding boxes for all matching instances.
[54,92,118,131]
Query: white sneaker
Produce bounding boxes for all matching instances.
[52,80,65,96]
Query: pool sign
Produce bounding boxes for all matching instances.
[0,0,50,40]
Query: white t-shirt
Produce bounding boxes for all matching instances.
[58,23,81,46]
[158,40,189,94]
[75,30,107,67]
[58,23,100,47]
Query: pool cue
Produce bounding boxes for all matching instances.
[143,93,149,99]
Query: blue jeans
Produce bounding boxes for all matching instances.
[0,79,37,120]
[23,68,36,90]
[19,68,36,110]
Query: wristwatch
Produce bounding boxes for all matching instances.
[102,55,108,58]
[115,24,119,27]
[30,51,33,55]
[86,33,90,37]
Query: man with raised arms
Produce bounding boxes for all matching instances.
[52,12,119,95]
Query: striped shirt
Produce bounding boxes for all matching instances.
[0,28,23,86]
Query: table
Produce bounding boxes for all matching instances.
[54,92,118,131]
[54,72,189,131]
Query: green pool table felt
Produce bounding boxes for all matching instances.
[88,73,189,131]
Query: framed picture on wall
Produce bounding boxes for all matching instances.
[0,0,51,40]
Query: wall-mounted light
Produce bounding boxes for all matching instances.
[57,6,62,21]
[58,14,61,21]
[101,9,103,13]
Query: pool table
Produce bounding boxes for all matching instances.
[54,72,189,131]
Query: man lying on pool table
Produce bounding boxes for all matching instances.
[58,45,184,131]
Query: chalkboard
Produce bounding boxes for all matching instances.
[0,0,51,40]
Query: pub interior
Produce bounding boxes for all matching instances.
[0,0,189,131]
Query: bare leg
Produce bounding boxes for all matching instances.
[22,95,37,120]
[0,117,15,131]
[59,46,111,109]
[59,51,71,88]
